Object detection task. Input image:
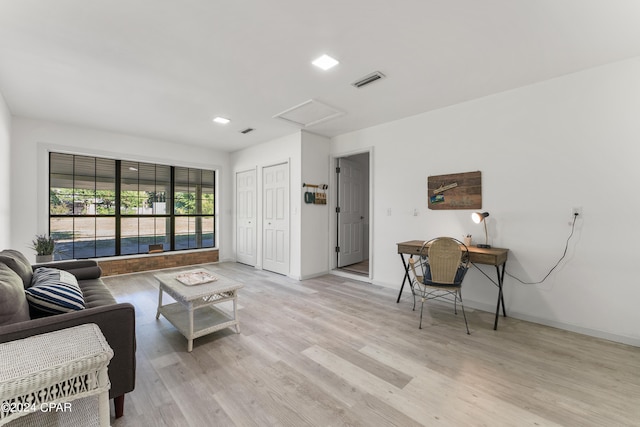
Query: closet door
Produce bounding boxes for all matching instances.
[262,163,289,275]
[236,169,256,266]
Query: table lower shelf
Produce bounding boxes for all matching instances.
[158,302,239,341]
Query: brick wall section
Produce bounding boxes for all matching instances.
[97,250,219,276]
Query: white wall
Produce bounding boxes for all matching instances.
[10,117,231,261]
[0,92,11,249]
[230,132,302,278]
[300,132,330,278]
[331,57,640,346]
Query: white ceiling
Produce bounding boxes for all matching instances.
[2,0,640,152]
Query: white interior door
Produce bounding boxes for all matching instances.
[337,157,364,267]
[236,169,257,266]
[262,163,289,275]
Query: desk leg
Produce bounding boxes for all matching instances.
[396,253,411,303]
[493,262,507,330]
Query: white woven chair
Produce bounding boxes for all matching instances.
[408,237,471,334]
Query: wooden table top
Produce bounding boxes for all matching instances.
[397,240,508,266]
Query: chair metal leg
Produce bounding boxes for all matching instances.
[412,282,417,311]
[419,297,425,329]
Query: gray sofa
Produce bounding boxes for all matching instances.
[0,249,135,419]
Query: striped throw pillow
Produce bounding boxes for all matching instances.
[25,267,85,315]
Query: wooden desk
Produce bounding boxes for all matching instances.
[397,240,509,330]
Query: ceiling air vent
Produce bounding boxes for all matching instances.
[351,71,385,88]
[240,127,254,134]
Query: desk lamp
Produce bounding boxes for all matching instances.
[471,212,491,248]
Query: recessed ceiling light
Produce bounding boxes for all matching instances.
[312,54,339,70]
[213,116,230,124]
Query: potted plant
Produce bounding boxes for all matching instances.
[31,234,56,263]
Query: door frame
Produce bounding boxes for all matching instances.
[329,147,373,281]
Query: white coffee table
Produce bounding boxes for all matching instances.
[154,270,243,352]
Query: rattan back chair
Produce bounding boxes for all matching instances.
[408,237,471,333]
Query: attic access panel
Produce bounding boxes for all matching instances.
[273,99,344,128]
[428,171,482,210]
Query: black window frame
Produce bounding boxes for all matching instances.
[49,152,216,260]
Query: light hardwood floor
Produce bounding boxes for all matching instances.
[107,262,640,426]
[339,259,369,276]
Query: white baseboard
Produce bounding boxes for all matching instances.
[463,299,640,348]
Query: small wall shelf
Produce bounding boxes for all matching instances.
[302,183,328,205]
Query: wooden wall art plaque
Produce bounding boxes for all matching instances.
[427,171,482,210]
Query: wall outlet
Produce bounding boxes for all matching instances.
[569,207,582,225]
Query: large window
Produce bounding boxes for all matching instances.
[49,153,215,260]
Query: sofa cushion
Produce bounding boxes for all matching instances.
[0,250,33,288]
[79,278,117,309]
[0,263,31,326]
[25,267,85,316]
